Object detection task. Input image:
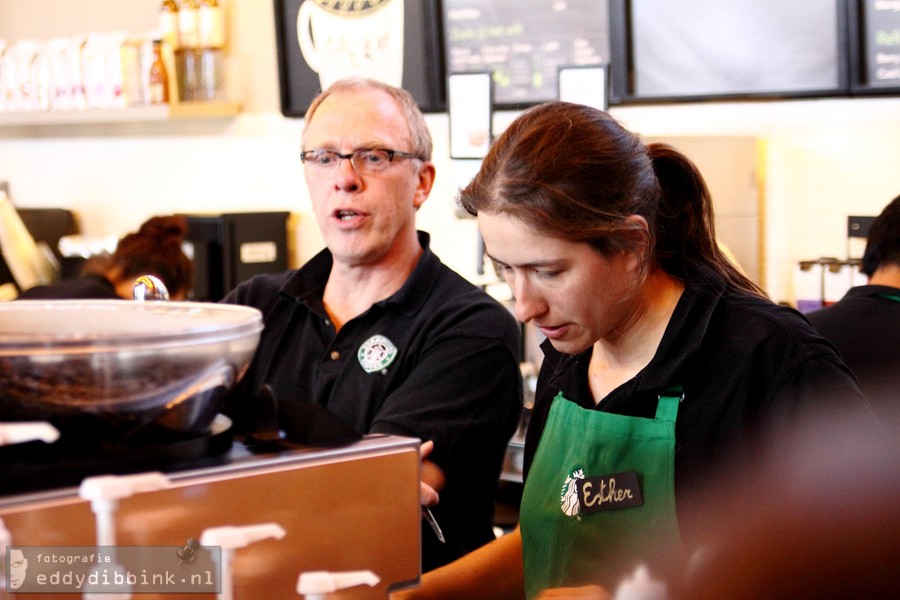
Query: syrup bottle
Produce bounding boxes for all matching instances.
[148,38,169,104]
[159,0,180,50]
[178,0,200,50]
[198,0,226,49]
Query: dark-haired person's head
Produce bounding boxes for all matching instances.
[459,101,763,298]
[861,194,900,279]
[83,215,194,300]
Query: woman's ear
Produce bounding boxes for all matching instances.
[623,214,652,278]
[624,214,651,253]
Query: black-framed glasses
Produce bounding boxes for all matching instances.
[300,148,422,175]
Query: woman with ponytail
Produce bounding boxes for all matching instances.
[394,102,875,600]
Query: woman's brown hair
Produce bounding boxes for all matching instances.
[459,101,764,297]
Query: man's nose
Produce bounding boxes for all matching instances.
[333,156,362,190]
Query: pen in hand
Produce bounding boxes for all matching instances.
[422,505,445,544]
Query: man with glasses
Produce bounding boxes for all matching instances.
[222,78,523,571]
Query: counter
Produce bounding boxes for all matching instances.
[0,434,422,599]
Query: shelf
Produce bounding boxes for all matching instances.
[0,102,241,126]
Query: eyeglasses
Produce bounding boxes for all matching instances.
[300,148,422,175]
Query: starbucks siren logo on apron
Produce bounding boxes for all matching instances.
[560,466,585,517]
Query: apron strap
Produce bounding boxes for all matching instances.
[876,293,900,303]
[655,385,683,423]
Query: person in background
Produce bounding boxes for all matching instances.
[392,102,875,600]
[807,194,900,424]
[221,78,523,572]
[16,215,193,301]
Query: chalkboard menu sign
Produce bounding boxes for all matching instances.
[851,0,900,90]
[442,0,612,107]
[620,0,848,101]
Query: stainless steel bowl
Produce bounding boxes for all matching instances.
[0,300,263,440]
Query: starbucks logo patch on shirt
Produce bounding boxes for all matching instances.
[357,334,398,373]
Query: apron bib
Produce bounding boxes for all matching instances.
[520,390,683,598]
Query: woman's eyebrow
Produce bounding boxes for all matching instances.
[487,254,564,269]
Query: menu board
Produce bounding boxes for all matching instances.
[628,0,845,99]
[442,0,611,107]
[860,0,900,88]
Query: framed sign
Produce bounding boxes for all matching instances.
[848,0,900,94]
[448,72,493,160]
[613,0,848,102]
[442,0,612,108]
[558,65,609,110]
[273,0,446,117]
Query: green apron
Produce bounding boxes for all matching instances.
[520,390,683,598]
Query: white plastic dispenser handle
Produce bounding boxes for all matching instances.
[79,472,170,545]
[78,473,169,600]
[199,523,287,548]
[0,517,10,549]
[0,516,10,584]
[297,570,380,599]
[79,472,171,502]
[614,564,668,600]
[0,421,60,446]
[200,523,287,600]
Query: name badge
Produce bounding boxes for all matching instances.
[576,470,643,514]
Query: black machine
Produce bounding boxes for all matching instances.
[180,211,291,301]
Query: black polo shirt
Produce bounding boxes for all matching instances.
[807,284,900,422]
[524,273,875,540]
[223,232,523,571]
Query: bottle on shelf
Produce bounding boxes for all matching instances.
[198,0,226,49]
[176,0,201,102]
[159,0,180,50]
[147,38,169,105]
[178,0,200,50]
[195,0,227,103]
[158,1,180,106]
[0,39,8,113]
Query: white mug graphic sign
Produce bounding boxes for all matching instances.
[297,0,405,91]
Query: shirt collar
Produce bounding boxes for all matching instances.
[277,231,439,317]
[639,273,724,390]
[842,284,900,301]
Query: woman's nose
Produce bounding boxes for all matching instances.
[512,279,544,324]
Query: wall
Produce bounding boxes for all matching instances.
[611,99,900,304]
[2,0,898,305]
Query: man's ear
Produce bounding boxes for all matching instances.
[413,162,436,211]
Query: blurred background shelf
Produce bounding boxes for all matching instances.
[0,102,241,126]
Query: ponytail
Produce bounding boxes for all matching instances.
[648,143,765,298]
